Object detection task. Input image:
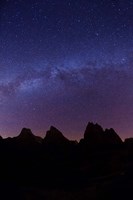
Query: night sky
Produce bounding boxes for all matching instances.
[0,0,133,140]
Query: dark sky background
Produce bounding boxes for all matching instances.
[0,0,133,140]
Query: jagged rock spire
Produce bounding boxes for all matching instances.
[44,126,70,145]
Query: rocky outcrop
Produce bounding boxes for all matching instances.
[104,128,122,144]
[43,126,70,145]
[84,122,105,145]
[82,122,122,146]
[15,128,43,145]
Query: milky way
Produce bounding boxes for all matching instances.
[0,0,133,139]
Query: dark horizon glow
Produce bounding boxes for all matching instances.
[0,0,133,140]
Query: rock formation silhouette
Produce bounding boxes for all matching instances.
[104,128,122,144]
[16,127,43,144]
[43,126,70,145]
[0,121,133,200]
[82,122,122,146]
[124,137,133,145]
[84,122,105,144]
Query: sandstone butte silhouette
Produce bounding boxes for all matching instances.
[0,122,123,145]
[0,122,133,200]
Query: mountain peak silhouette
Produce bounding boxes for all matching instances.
[16,128,42,144]
[84,122,104,144]
[83,122,122,145]
[18,128,34,138]
[104,128,122,144]
[44,126,70,145]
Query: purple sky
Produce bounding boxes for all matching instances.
[0,0,133,140]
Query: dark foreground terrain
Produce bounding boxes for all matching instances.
[0,122,133,200]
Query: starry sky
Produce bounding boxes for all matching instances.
[0,0,133,140]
